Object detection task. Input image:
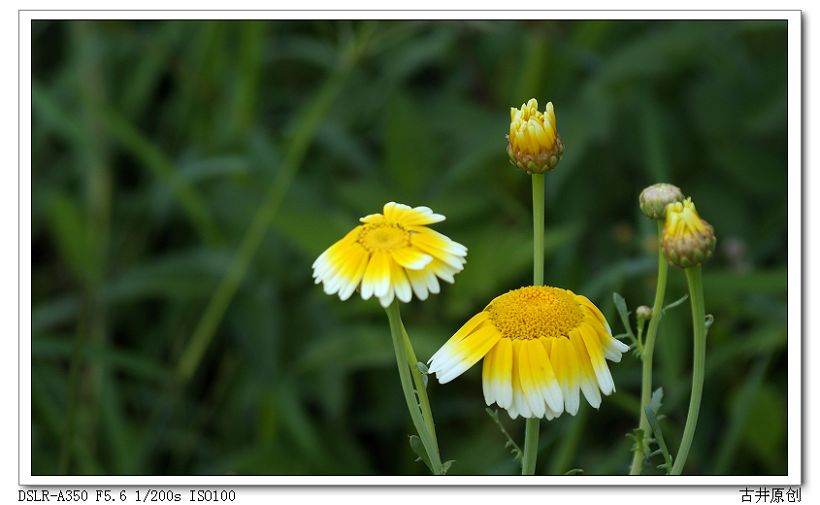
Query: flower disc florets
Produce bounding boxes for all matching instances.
[486,286,584,341]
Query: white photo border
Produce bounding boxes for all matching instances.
[18,8,802,487]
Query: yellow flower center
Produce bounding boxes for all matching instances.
[487,286,584,340]
[358,223,411,252]
[664,198,708,238]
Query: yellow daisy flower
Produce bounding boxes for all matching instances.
[428,286,629,419]
[312,202,467,307]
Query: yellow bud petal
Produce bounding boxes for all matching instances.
[542,120,556,146]
[532,121,548,147]
[527,122,540,152]
[546,101,556,129]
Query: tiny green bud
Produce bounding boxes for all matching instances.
[639,183,684,220]
[636,306,653,320]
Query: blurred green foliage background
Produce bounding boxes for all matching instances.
[31,19,788,476]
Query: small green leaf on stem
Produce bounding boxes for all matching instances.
[704,314,715,334]
[408,435,434,473]
[416,362,429,388]
[613,292,636,340]
[644,387,673,474]
[563,468,584,475]
[613,292,641,356]
[648,387,664,413]
[662,294,689,315]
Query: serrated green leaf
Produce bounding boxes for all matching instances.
[648,387,664,414]
[644,404,673,475]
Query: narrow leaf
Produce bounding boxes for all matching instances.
[612,292,636,341]
[662,294,689,315]
[644,405,673,474]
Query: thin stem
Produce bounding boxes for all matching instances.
[532,173,545,285]
[671,266,707,475]
[521,418,541,475]
[630,220,669,475]
[400,322,438,448]
[520,173,545,475]
[385,301,443,475]
[636,318,645,350]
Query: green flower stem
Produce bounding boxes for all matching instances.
[522,418,541,475]
[671,266,707,475]
[400,322,439,448]
[532,173,545,285]
[521,173,546,476]
[385,301,443,475]
[629,220,669,475]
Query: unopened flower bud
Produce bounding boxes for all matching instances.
[636,305,652,320]
[661,198,717,268]
[507,98,564,175]
[639,183,684,220]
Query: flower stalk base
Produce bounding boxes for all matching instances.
[671,266,707,475]
[385,301,444,475]
[629,220,669,475]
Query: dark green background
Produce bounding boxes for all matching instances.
[31,20,788,476]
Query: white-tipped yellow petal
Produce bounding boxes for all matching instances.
[428,312,489,366]
[551,337,580,416]
[492,338,513,410]
[378,285,395,308]
[390,260,412,303]
[532,338,564,413]
[579,322,615,395]
[517,340,546,418]
[405,268,430,301]
[482,342,498,406]
[570,330,602,409]
[509,340,532,418]
[364,252,391,298]
[432,325,502,384]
